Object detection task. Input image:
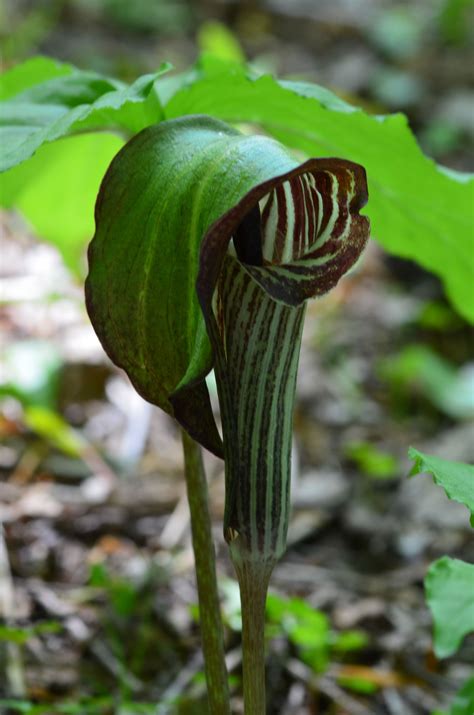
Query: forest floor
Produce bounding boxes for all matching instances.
[1,219,473,714]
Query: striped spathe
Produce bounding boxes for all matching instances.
[197,158,369,567]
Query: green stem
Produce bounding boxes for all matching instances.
[235,559,274,715]
[181,429,231,715]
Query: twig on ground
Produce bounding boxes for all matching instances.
[157,646,242,715]
[286,657,372,715]
[160,489,190,549]
[0,524,26,697]
[90,639,143,692]
[383,688,416,715]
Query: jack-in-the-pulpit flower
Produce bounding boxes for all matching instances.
[87,111,369,572]
[86,114,369,711]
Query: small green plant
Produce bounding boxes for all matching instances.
[408,448,474,715]
[380,346,474,420]
[1,53,473,713]
[344,440,398,479]
[266,593,369,673]
[0,621,62,645]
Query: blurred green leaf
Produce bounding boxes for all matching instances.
[198,21,245,63]
[1,132,124,274]
[0,621,61,644]
[0,625,30,644]
[338,675,379,694]
[0,4,61,65]
[380,345,474,420]
[89,561,109,587]
[438,0,474,45]
[110,582,137,618]
[289,608,328,648]
[23,405,84,457]
[0,56,73,101]
[345,441,398,479]
[369,7,425,59]
[0,341,89,459]
[447,676,474,715]
[265,592,287,622]
[0,703,35,714]
[0,340,61,407]
[266,593,330,672]
[103,0,192,33]
[89,562,138,618]
[415,300,461,330]
[409,447,474,525]
[420,122,463,160]
[289,608,329,673]
[425,557,474,658]
[117,705,158,715]
[0,60,169,171]
[267,593,369,670]
[331,630,369,653]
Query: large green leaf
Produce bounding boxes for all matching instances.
[0,56,73,101]
[0,132,124,274]
[409,447,474,526]
[0,61,169,171]
[425,557,474,658]
[162,57,474,322]
[2,55,473,320]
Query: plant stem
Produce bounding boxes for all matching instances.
[181,429,230,715]
[234,559,274,715]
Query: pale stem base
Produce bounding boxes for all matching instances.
[234,559,274,715]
